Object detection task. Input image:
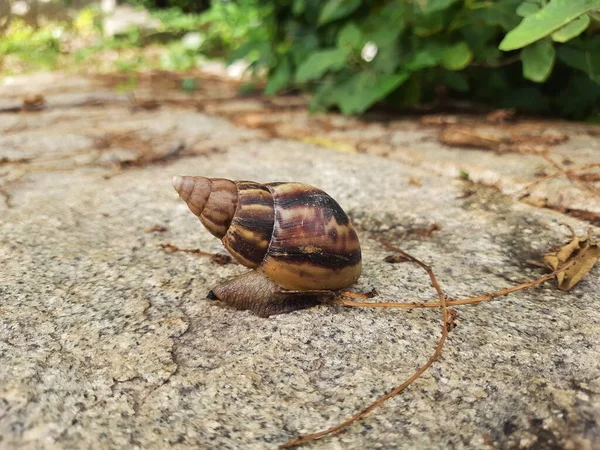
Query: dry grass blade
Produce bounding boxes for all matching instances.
[278,244,450,449]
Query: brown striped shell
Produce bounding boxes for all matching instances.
[172,176,362,290]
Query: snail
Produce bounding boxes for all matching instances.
[172,176,362,317]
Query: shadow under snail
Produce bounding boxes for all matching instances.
[172,176,362,317]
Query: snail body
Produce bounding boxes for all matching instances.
[172,176,362,317]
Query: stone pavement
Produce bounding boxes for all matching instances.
[1,72,599,449]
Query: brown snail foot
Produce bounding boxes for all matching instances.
[209,270,336,318]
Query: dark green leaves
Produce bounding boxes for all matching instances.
[337,23,362,51]
[557,40,600,83]
[318,0,361,25]
[332,72,409,114]
[265,57,292,95]
[418,0,459,15]
[296,49,347,82]
[218,0,599,118]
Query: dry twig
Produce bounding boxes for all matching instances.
[279,244,451,449]
[278,231,593,448]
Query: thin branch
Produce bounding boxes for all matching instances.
[334,248,587,310]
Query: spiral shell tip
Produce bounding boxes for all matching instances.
[171,175,184,194]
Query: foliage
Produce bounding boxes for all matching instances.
[222,0,600,119]
[127,0,211,14]
[1,1,598,118]
[0,19,66,72]
[0,2,264,77]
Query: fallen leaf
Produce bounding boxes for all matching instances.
[576,172,600,182]
[486,108,516,123]
[543,228,600,290]
[562,158,574,166]
[384,254,409,263]
[22,94,46,112]
[130,97,161,111]
[420,114,459,126]
[520,196,548,208]
[145,225,168,233]
[456,189,475,199]
[439,126,506,150]
[408,177,422,187]
[414,223,441,238]
[301,137,356,153]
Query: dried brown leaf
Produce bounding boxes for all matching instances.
[384,254,410,263]
[145,225,168,233]
[22,94,46,112]
[576,172,600,183]
[486,108,515,123]
[520,196,548,208]
[543,229,600,290]
[420,114,459,126]
[438,126,505,150]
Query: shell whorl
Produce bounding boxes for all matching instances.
[221,181,274,268]
[172,176,238,239]
[259,182,362,290]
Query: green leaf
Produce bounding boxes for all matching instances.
[309,78,337,112]
[265,57,292,95]
[500,0,600,51]
[441,71,469,92]
[334,72,409,114]
[414,11,445,36]
[442,42,473,70]
[521,39,555,82]
[405,50,440,71]
[557,45,600,82]
[473,0,523,30]
[371,40,400,74]
[337,22,363,52]
[292,0,306,16]
[296,49,346,82]
[419,0,459,14]
[516,1,540,17]
[552,14,591,42]
[318,0,361,25]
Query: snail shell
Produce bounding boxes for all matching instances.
[172,176,362,315]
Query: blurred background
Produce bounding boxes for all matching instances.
[0,0,599,120]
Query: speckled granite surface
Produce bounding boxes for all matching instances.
[1,74,599,450]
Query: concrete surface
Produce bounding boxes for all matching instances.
[1,73,599,450]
